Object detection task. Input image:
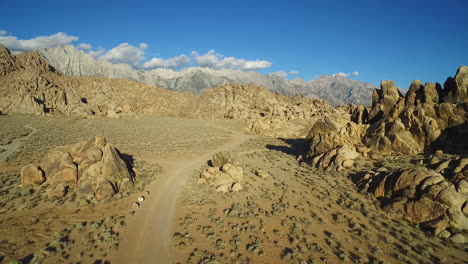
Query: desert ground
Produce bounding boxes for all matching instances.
[0,114,467,264]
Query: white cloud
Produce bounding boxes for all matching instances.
[142,54,190,69]
[0,32,78,51]
[77,43,92,51]
[271,70,299,78]
[99,43,147,67]
[332,71,359,77]
[332,72,349,77]
[0,30,7,36]
[88,48,105,59]
[191,50,271,70]
[289,70,299,75]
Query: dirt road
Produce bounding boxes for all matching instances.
[111,127,251,264]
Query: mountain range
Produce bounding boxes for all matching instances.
[37,45,377,106]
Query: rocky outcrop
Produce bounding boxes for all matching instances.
[0,48,94,116]
[20,135,133,201]
[305,66,467,161]
[198,152,245,193]
[355,158,468,242]
[303,115,369,170]
[442,66,468,104]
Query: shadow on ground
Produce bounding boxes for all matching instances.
[266,138,307,156]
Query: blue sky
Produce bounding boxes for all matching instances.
[1,0,467,88]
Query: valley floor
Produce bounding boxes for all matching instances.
[0,115,466,264]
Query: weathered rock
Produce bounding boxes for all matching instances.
[442,65,468,104]
[221,163,244,182]
[20,164,45,188]
[450,233,466,244]
[216,184,231,193]
[256,170,270,179]
[231,182,243,192]
[308,144,360,171]
[23,135,133,202]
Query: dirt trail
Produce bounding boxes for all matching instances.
[111,127,252,264]
[0,124,37,162]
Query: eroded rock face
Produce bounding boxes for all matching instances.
[363,67,468,155]
[20,135,133,201]
[198,152,245,193]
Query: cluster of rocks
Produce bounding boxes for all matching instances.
[20,135,133,201]
[198,152,245,193]
[355,154,467,242]
[304,66,467,171]
[196,83,337,137]
[364,73,467,155]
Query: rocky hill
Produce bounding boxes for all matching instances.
[37,45,376,105]
[0,44,336,132]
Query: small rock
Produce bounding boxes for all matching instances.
[256,170,270,179]
[216,184,231,193]
[145,190,150,195]
[450,233,466,243]
[132,202,140,209]
[232,182,243,192]
[375,167,388,172]
[138,196,145,202]
[439,230,451,239]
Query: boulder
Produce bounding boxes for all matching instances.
[20,164,45,188]
[22,135,133,202]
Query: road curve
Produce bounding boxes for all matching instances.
[111,127,252,264]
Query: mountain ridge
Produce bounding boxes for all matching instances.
[37,45,377,106]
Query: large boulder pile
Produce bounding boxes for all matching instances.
[20,135,133,201]
[364,67,468,155]
[198,152,245,193]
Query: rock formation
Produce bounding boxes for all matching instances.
[304,66,468,164]
[301,66,467,241]
[20,135,133,201]
[198,152,245,193]
[355,155,468,241]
